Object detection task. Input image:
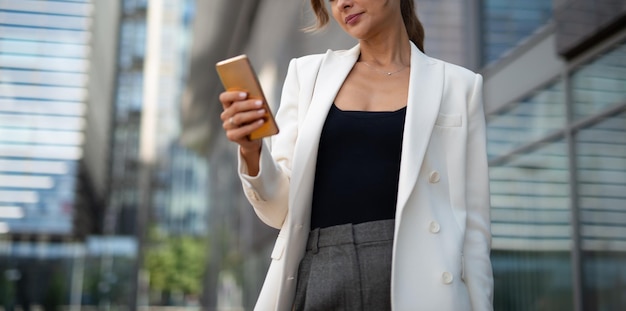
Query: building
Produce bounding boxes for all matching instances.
[1,0,206,307]
[0,0,138,307]
[100,0,206,306]
[182,0,626,310]
[0,0,95,307]
[483,1,626,310]
[0,0,91,239]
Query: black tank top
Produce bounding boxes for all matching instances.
[310,103,407,229]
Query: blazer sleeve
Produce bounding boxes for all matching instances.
[464,73,495,310]
[237,58,301,229]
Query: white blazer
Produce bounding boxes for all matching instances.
[238,42,494,311]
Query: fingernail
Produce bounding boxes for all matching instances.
[258,109,265,114]
[255,100,263,106]
[239,92,247,98]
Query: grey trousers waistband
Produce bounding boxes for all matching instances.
[306,219,395,253]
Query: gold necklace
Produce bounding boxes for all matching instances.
[361,61,409,76]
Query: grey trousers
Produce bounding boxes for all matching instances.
[293,219,395,311]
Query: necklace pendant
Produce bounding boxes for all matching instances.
[387,72,392,76]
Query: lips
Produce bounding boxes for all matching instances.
[345,13,362,25]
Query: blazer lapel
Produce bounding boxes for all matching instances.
[395,43,444,218]
[288,45,361,223]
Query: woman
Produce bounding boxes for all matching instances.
[219,0,493,310]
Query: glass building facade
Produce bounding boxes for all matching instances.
[572,42,626,310]
[0,0,97,307]
[481,0,553,65]
[109,0,205,237]
[0,0,91,236]
[486,22,626,311]
[104,0,207,305]
[1,0,206,307]
[107,0,147,237]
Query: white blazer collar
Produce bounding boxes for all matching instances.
[287,44,360,223]
[396,43,443,217]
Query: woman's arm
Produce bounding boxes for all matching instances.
[236,58,302,229]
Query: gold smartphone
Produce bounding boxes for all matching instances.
[216,55,279,140]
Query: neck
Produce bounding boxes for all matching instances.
[358,23,411,67]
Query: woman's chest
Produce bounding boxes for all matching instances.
[333,65,410,112]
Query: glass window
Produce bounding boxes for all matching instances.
[484,7,626,311]
[0,1,88,236]
[134,21,147,60]
[482,0,553,65]
[123,0,147,14]
[492,251,573,310]
[487,81,565,160]
[576,112,626,311]
[571,42,626,120]
[490,140,573,310]
[490,140,571,250]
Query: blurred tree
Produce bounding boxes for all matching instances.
[0,274,15,309]
[145,228,207,304]
[42,268,65,311]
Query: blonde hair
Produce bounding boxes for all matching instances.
[306,0,425,53]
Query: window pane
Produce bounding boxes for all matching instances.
[572,42,626,119]
[576,111,626,310]
[482,0,553,65]
[490,139,573,310]
[492,251,573,311]
[487,81,565,160]
[490,140,571,250]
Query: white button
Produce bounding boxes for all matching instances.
[429,221,441,234]
[442,272,453,284]
[287,276,295,281]
[296,224,303,230]
[429,171,440,184]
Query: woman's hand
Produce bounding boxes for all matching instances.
[219,91,265,175]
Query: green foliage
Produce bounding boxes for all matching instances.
[43,269,66,311]
[0,277,14,305]
[145,228,208,296]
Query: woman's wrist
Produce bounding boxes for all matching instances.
[240,141,262,157]
[240,142,262,176]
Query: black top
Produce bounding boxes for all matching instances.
[310,104,407,229]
